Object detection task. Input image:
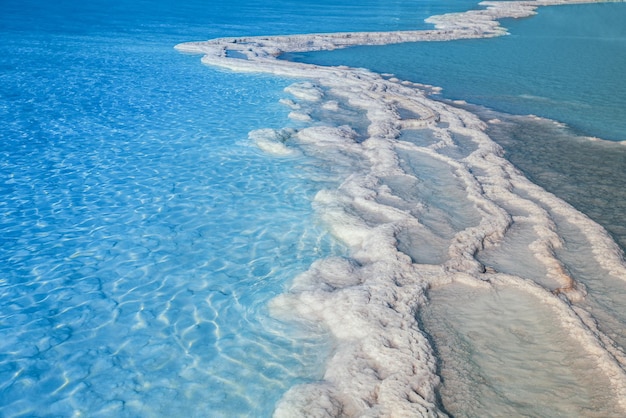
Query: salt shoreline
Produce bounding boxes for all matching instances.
[177,1,626,416]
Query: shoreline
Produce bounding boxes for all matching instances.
[177,0,626,415]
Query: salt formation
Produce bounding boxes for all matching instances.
[177,1,626,415]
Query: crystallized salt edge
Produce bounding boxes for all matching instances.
[176,1,626,416]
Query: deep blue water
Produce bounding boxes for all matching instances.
[2,0,481,40]
[0,0,485,416]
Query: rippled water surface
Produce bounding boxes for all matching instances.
[0,37,337,417]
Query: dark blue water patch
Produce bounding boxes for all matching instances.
[2,0,482,41]
[285,3,626,141]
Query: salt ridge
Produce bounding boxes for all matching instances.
[177,1,626,416]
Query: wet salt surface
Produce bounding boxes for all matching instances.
[420,282,623,417]
[265,75,626,417]
[481,110,626,251]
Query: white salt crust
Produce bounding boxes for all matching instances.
[177,1,626,416]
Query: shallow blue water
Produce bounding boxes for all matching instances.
[0,23,331,418]
[0,0,488,416]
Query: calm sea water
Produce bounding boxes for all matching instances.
[0,0,479,416]
[286,3,626,140]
